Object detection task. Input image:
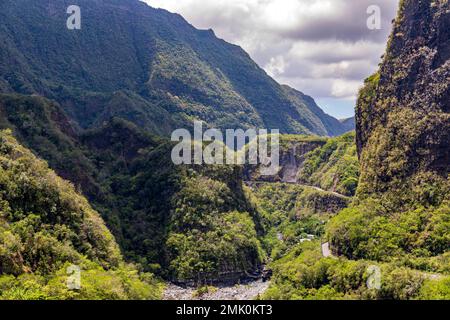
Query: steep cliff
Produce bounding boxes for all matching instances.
[0,130,161,299]
[328,0,450,262]
[356,0,449,206]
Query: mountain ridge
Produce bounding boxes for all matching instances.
[0,0,353,136]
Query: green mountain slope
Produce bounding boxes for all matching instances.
[0,129,161,299]
[0,93,265,283]
[1,0,447,301]
[297,132,359,197]
[356,0,449,202]
[0,0,351,136]
[243,132,359,197]
[0,93,358,285]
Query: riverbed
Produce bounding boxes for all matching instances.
[163,280,270,300]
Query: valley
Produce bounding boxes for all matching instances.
[0,93,358,297]
[0,0,448,300]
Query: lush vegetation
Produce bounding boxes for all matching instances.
[331,0,450,273]
[0,94,265,284]
[82,123,266,282]
[165,169,264,281]
[0,0,448,301]
[0,0,352,136]
[264,0,450,301]
[248,183,348,261]
[263,242,449,300]
[298,132,359,196]
[0,130,161,299]
[327,199,450,266]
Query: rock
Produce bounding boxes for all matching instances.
[355,0,450,203]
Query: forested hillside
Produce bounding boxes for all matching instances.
[333,0,450,260]
[0,130,161,299]
[0,0,356,288]
[0,94,265,283]
[263,0,450,300]
[0,93,356,286]
[0,0,351,136]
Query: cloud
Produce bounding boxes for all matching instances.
[143,0,399,117]
[266,56,287,77]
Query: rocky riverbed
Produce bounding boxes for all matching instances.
[163,280,270,300]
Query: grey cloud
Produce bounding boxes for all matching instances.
[281,0,398,42]
[144,0,400,115]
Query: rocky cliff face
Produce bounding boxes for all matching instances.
[243,137,326,183]
[356,0,449,204]
[327,0,450,265]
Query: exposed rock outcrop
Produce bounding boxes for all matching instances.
[243,138,326,183]
[356,0,450,204]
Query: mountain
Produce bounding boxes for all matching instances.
[0,92,357,285]
[243,131,359,196]
[262,0,450,300]
[339,117,355,133]
[356,0,449,202]
[0,93,265,282]
[0,129,161,299]
[0,0,351,136]
[281,85,354,136]
[2,0,447,301]
[333,0,450,268]
[0,0,355,289]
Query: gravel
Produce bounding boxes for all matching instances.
[163,280,270,300]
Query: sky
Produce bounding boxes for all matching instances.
[143,0,399,119]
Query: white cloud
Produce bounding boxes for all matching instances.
[331,79,363,99]
[143,0,399,116]
[266,56,287,77]
[288,40,383,64]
